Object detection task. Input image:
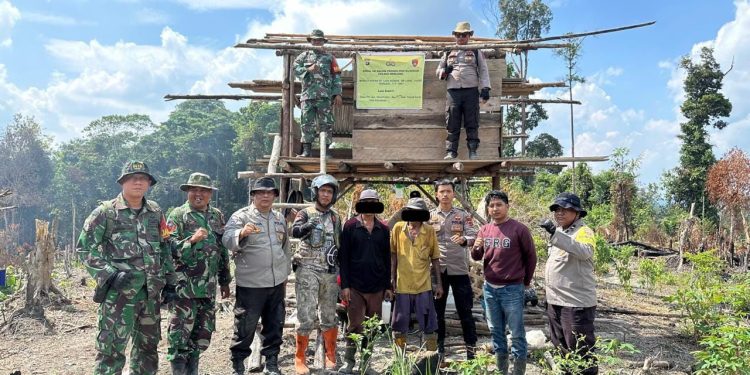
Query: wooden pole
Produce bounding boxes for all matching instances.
[320,132,327,174]
[281,54,291,159]
[235,42,571,52]
[267,134,282,174]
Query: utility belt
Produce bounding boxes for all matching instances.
[297,262,338,275]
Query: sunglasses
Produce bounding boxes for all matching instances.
[454,33,471,38]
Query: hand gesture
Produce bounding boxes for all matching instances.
[307,63,319,73]
[450,234,465,245]
[190,227,209,244]
[434,285,444,300]
[240,223,260,238]
[341,288,351,302]
[334,95,343,107]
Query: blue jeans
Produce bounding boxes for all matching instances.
[483,282,527,359]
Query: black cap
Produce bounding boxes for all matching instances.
[250,177,279,196]
[549,192,587,218]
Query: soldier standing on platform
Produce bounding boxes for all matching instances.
[293,29,343,157]
[291,174,343,375]
[223,177,291,375]
[165,173,232,375]
[77,160,175,375]
[436,21,492,160]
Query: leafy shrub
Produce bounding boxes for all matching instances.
[613,245,635,292]
[448,352,495,375]
[638,258,666,294]
[0,265,20,302]
[693,323,750,374]
[593,234,614,276]
[540,337,639,374]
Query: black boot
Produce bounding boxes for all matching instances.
[444,141,458,159]
[186,355,199,375]
[299,143,311,157]
[466,345,476,360]
[511,358,527,375]
[171,359,187,375]
[231,358,246,375]
[263,354,282,375]
[468,141,479,160]
[496,354,509,375]
[338,343,357,374]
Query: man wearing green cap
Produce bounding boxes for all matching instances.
[77,160,175,375]
[294,29,343,157]
[165,172,232,375]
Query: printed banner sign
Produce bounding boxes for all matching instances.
[356,53,425,109]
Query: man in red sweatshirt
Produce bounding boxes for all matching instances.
[472,190,536,375]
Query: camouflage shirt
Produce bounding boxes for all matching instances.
[77,193,174,301]
[292,206,342,273]
[166,201,232,300]
[293,50,343,101]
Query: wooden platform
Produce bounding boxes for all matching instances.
[240,155,609,180]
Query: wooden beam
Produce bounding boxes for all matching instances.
[164,94,281,101]
[235,42,571,52]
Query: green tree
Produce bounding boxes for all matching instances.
[664,47,732,214]
[0,114,54,243]
[502,102,548,157]
[491,0,553,79]
[609,148,640,242]
[554,35,585,192]
[555,163,594,207]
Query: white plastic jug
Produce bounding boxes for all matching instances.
[381,300,392,324]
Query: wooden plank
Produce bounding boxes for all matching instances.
[352,127,501,160]
[353,113,501,129]
[357,97,502,115]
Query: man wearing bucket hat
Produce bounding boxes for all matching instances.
[337,189,393,373]
[165,173,232,375]
[436,21,491,160]
[390,198,443,364]
[294,29,343,157]
[77,160,175,375]
[540,192,598,375]
[290,174,343,374]
[223,177,290,375]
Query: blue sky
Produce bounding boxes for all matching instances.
[1,0,748,185]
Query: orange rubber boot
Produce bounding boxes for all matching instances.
[322,328,338,369]
[295,334,310,375]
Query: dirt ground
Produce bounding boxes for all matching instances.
[0,266,699,375]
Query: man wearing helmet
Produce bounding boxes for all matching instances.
[291,174,343,374]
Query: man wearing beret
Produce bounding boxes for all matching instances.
[166,173,232,375]
[540,192,599,375]
[294,29,343,157]
[77,160,175,375]
[223,177,291,375]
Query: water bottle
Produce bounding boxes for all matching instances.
[381,300,392,324]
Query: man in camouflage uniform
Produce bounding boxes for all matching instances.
[223,177,291,375]
[293,29,343,157]
[77,160,175,375]
[291,174,342,375]
[166,173,232,375]
[428,179,478,360]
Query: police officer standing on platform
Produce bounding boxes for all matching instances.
[437,21,491,160]
[223,177,291,375]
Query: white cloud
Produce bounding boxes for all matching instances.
[135,8,171,24]
[173,0,278,11]
[22,11,92,26]
[0,0,21,47]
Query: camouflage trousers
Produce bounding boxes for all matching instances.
[295,266,339,335]
[167,297,216,362]
[94,286,161,375]
[300,98,334,145]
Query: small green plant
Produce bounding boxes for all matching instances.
[540,337,639,375]
[347,315,388,374]
[0,265,20,302]
[693,322,750,374]
[533,233,549,261]
[637,258,666,294]
[593,234,614,276]
[613,245,634,292]
[447,352,495,375]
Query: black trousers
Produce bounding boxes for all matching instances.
[230,283,286,360]
[547,304,598,375]
[435,271,477,348]
[445,88,480,152]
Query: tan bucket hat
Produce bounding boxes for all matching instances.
[452,21,474,35]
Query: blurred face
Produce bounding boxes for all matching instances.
[187,187,213,211]
[359,198,378,219]
[436,184,455,206]
[317,185,334,207]
[554,207,579,229]
[454,32,471,45]
[121,173,150,201]
[252,190,276,212]
[487,197,509,223]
